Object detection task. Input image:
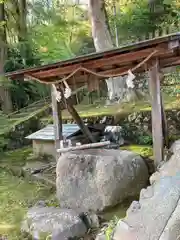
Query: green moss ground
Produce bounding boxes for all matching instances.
[120,145,153,158]
[0,147,56,240]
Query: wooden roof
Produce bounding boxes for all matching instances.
[4,33,180,90]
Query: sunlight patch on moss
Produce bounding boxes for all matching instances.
[120,145,153,158]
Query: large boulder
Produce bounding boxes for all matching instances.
[22,207,87,240]
[112,175,180,240]
[56,149,149,212]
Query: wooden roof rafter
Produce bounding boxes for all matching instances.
[4,33,180,88]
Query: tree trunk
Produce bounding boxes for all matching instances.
[17,0,28,64]
[19,0,27,41]
[88,0,113,51]
[88,0,143,103]
[13,0,29,64]
[0,2,13,113]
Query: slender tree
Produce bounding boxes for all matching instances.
[0,1,13,113]
[15,0,29,64]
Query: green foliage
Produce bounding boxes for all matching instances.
[29,2,93,63]
[107,0,179,44]
[137,135,153,145]
[4,44,50,109]
[162,70,180,97]
[105,216,119,240]
[121,122,153,145]
[0,135,8,152]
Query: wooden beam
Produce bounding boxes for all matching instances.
[98,65,138,76]
[161,57,180,68]
[84,46,170,69]
[60,89,95,143]
[84,48,157,69]
[168,40,179,49]
[34,64,82,79]
[51,86,63,160]
[57,141,110,153]
[148,59,164,169]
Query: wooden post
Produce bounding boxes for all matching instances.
[60,89,95,143]
[148,59,163,169]
[51,86,63,161]
[159,71,169,149]
[66,98,95,143]
[161,94,169,148]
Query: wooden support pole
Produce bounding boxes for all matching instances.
[148,59,164,169]
[51,86,63,160]
[66,98,95,143]
[60,90,95,143]
[159,71,169,149]
[161,94,169,148]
